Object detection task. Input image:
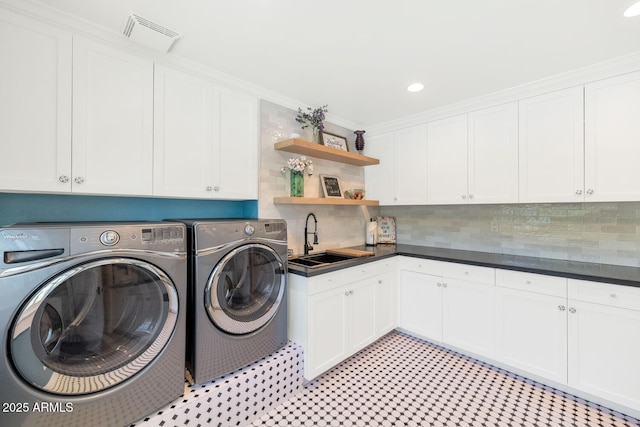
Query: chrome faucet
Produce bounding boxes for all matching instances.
[304,212,318,255]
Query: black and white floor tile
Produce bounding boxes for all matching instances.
[131,342,304,427]
[250,331,640,427]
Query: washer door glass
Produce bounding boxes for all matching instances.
[9,258,178,395]
[206,244,285,335]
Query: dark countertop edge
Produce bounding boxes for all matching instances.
[288,244,640,288]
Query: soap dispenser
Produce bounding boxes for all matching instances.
[366,218,377,246]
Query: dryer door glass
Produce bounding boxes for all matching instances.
[9,258,178,395]
[206,243,286,334]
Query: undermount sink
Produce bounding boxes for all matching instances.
[288,252,357,268]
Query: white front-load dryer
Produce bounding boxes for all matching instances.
[0,222,187,427]
[182,219,288,385]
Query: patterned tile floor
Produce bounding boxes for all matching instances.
[249,331,640,427]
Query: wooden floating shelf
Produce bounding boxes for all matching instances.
[274,197,379,206]
[274,138,380,166]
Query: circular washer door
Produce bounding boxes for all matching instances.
[205,243,286,335]
[9,258,178,395]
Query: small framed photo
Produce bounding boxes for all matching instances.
[320,175,343,198]
[321,131,349,152]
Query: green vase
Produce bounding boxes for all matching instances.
[290,170,304,197]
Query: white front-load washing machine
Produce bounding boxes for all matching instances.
[181,219,288,384]
[0,222,187,427]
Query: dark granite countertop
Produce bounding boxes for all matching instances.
[288,244,640,288]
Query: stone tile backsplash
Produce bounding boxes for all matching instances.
[259,100,640,267]
[381,203,640,267]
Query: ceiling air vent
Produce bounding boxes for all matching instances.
[123,13,181,53]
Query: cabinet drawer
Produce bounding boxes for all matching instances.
[348,261,380,280]
[568,279,640,311]
[376,257,398,274]
[496,269,566,298]
[443,262,495,285]
[307,270,349,295]
[399,256,444,275]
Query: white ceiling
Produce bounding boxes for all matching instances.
[30,0,640,128]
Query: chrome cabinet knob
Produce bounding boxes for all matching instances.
[461,195,467,200]
[575,189,583,195]
[58,175,69,183]
[214,186,220,191]
[558,305,566,311]
[442,283,448,288]
[437,283,442,287]
[206,186,212,192]
[468,194,474,199]
[74,177,84,184]
[586,189,594,195]
[568,307,577,313]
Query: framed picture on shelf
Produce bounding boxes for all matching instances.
[320,175,343,198]
[321,131,349,151]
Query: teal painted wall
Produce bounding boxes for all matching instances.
[0,193,258,226]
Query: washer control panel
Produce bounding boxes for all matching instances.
[70,224,186,254]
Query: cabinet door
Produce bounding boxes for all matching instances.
[364,132,395,204]
[468,102,518,204]
[347,278,377,353]
[399,270,443,341]
[394,124,428,204]
[154,65,214,198]
[214,86,258,199]
[0,10,72,192]
[519,87,584,203]
[73,37,153,195]
[585,71,640,202]
[568,300,640,411]
[495,288,567,383]
[375,271,396,336]
[442,279,495,359]
[308,287,347,379]
[427,114,468,204]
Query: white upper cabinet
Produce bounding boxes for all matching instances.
[154,65,258,199]
[364,132,395,204]
[519,86,584,203]
[427,102,518,205]
[468,102,518,204]
[0,10,72,193]
[214,86,258,200]
[585,71,640,202]
[73,36,154,196]
[154,65,215,198]
[394,124,428,204]
[427,114,468,204]
[364,125,427,205]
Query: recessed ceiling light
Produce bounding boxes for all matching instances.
[407,83,424,93]
[624,1,640,17]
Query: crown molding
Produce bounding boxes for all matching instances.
[0,0,360,131]
[367,51,640,136]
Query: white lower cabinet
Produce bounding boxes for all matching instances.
[495,270,568,384]
[398,258,495,359]
[288,259,397,380]
[375,260,398,336]
[442,277,495,359]
[308,284,348,377]
[567,279,640,411]
[399,268,443,341]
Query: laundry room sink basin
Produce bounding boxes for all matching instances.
[288,252,357,268]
